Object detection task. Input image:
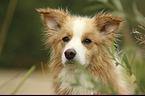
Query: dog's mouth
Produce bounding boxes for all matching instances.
[63,59,89,69]
[64,60,76,66]
[65,61,75,65]
[63,59,79,68]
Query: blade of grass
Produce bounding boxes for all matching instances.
[104,45,115,60]
[41,62,46,83]
[0,0,17,56]
[133,2,145,25]
[11,65,36,95]
[111,0,123,11]
[122,53,132,75]
[111,41,115,55]
[0,71,20,89]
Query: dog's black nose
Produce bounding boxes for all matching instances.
[65,49,76,60]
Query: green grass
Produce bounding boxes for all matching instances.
[11,65,36,95]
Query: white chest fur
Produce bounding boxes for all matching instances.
[56,67,98,94]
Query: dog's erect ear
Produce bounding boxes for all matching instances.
[94,13,124,34]
[37,8,68,31]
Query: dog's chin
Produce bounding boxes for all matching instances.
[63,60,76,69]
[63,60,89,69]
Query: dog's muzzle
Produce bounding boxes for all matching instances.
[62,47,87,66]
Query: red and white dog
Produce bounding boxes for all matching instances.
[37,8,133,95]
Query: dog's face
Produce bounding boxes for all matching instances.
[38,9,123,68]
[61,18,95,67]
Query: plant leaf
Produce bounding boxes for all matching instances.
[111,0,123,11]
[115,62,120,66]
[104,44,115,60]
[111,41,115,55]
[122,53,132,75]
[133,2,145,25]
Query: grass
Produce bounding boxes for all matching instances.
[11,65,36,95]
[0,65,36,95]
[0,0,17,56]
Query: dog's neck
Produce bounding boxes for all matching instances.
[55,67,98,94]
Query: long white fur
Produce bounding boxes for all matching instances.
[57,67,97,94]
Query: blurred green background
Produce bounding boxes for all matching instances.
[0,0,145,69]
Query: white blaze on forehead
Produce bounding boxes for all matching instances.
[73,19,86,37]
[62,19,88,65]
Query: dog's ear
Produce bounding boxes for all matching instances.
[37,8,68,31]
[94,13,124,34]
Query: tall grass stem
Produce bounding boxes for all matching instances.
[0,0,17,56]
[11,65,36,95]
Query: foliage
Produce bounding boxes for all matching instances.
[105,43,145,94]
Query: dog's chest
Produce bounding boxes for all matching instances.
[56,68,98,94]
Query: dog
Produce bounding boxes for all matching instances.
[37,8,133,95]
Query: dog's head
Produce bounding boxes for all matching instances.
[37,8,123,68]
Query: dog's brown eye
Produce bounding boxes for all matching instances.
[62,36,70,42]
[83,39,92,44]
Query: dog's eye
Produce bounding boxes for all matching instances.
[83,39,92,44]
[62,36,70,42]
